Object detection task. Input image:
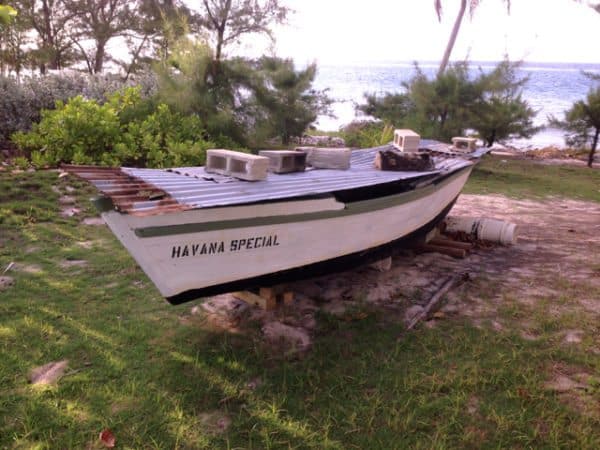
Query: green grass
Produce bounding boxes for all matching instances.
[464,154,600,201]
[1,161,599,449]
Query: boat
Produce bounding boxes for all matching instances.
[64,139,487,305]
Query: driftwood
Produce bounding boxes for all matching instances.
[406,273,470,330]
[375,149,434,171]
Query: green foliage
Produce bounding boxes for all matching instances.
[358,92,414,125]
[154,38,248,146]
[0,4,16,25]
[250,57,331,145]
[341,121,395,148]
[11,156,30,170]
[155,37,328,148]
[12,87,213,168]
[471,60,540,147]
[13,95,123,166]
[409,62,481,140]
[113,104,214,168]
[357,59,538,146]
[550,81,600,167]
[0,72,156,144]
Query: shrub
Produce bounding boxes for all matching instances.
[12,95,123,166]
[341,121,395,148]
[113,104,214,167]
[13,87,213,168]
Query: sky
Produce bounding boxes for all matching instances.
[234,0,600,64]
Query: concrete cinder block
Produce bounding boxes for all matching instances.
[451,137,477,152]
[258,150,307,173]
[206,149,269,181]
[393,129,420,152]
[299,147,352,170]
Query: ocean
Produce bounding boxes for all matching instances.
[312,61,600,149]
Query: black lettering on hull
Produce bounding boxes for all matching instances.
[172,235,280,258]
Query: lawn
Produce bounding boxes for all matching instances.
[1,155,599,449]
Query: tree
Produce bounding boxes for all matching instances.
[154,36,249,144]
[357,92,414,125]
[69,0,139,74]
[434,0,511,75]
[250,56,331,145]
[0,11,28,75]
[471,59,539,146]
[9,0,79,73]
[196,0,289,69]
[357,59,538,145]
[550,84,600,168]
[137,0,191,61]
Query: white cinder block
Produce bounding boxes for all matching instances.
[258,150,307,173]
[393,129,420,152]
[302,147,351,170]
[205,149,269,181]
[451,137,477,152]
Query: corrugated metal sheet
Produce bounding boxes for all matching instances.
[64,142,478,215]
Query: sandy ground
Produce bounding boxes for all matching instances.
[197,194,600,355]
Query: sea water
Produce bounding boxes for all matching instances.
[312,61,600,149]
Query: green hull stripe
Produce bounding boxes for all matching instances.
[134,166,472,238]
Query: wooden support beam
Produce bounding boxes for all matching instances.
[420,243,467,259]
[428,238,473,251]
[233,285,294,310]
[233,290,276,310]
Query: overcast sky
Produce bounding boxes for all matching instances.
[234,0,600,64]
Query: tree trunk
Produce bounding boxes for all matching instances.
[486,130,497,147]
[41,0,59,70]
[437,0,467,77]
[589,127,599,168]
[93,42,106,73]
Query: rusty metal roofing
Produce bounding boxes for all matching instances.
[64,142,477,216]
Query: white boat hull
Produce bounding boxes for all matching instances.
[101,166,473,303]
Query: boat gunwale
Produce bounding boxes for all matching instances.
[133,164,473,238]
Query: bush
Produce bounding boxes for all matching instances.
[113,104,214,167]
[0,71,157,144]
[13,87,214,168]
[13,95,123,166]
[341,121,394,148]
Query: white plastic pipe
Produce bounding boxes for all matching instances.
[444,216,518,245]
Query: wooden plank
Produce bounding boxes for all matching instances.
[260,286,295,306]
[429,237,473,251]
[420,243,466,259]
[233,290,276,310]
[283,291,294,306]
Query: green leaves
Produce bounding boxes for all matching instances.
[13,87,214,169]
[357,59,538,147]
[0,4,17,25]
[551,81,600,167]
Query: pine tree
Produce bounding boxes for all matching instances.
[550,84,600,168]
